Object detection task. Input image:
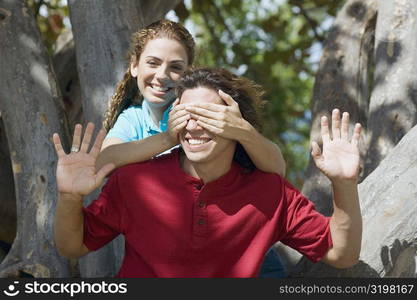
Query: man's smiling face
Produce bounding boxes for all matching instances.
[179,87,236,165]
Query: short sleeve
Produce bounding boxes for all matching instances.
[106,107,142,142]
[83,172,125,251]
[279,180,333,263]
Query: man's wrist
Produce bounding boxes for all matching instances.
[59,192,84,204]
[330,178,358,189]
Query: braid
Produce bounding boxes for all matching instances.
[103,68,140,132]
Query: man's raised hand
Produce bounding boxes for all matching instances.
[53,123,115,196]
[311,109,362,182]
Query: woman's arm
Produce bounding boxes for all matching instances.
[96,101,190,171]
[186,90,286,176]
[96,132,176,170]
[234,120,286,176]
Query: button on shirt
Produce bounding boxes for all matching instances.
[83,149,333,278]
[106,100,170,142]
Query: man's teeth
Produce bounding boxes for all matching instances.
[151,85,169,92]
[188,139,209,145]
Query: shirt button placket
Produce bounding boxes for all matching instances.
[197,218,205,225]
[193,184,207,244]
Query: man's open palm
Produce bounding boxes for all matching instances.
[312,109,362,182]
[53,123,115,196]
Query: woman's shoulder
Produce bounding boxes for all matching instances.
[107,104,146,140]
[114,104,147,125]
[119,104,144,117]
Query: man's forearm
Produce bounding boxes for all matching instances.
[96,132,176,171]
[238,122,286,176]
[54,193,87,259]
[326,180,362,268]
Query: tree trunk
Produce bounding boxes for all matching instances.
[0,118,16,247]
[68,0,181,277]
[362,0,417,178]
[0,0,70,277]
[53,29,83,130]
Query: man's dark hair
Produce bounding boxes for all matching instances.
[176,67,266,171]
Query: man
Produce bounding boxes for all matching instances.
[53,68,362,277]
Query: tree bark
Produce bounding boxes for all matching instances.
[0,118,16,247]
[53,29,83,130]
[0,0,70,277]
[68,0,181,277]
[362,0,417,178]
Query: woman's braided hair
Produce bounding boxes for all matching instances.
[103,20,195,132]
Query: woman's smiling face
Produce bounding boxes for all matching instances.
[131,37,188,110]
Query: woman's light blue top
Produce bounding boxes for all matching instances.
[106,100,171,142]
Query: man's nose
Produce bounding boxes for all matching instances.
[186,118,203,131]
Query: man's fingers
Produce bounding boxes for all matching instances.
[53,133,65,157]
[341,112,350,141]
[331,109,341,140]
[311,141,324,170]
[320,116,330,144]
[80,122,95,152]
[71,124,82,151]
[90,128,107,156]
[218,90,236,106]
[95,163,116,185]
[351,123,362,146]
[311,141,322,158]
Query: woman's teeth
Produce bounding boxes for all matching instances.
[188,139,209,145]
[151,85,169,92]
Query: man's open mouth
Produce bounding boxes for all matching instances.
[186,137,211,146]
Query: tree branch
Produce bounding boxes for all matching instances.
[294,3,325,42]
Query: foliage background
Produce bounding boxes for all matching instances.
[28,0,346,187]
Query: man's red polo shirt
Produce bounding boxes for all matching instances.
[83,149,332,277]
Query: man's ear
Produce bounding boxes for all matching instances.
[130,56,139,77]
